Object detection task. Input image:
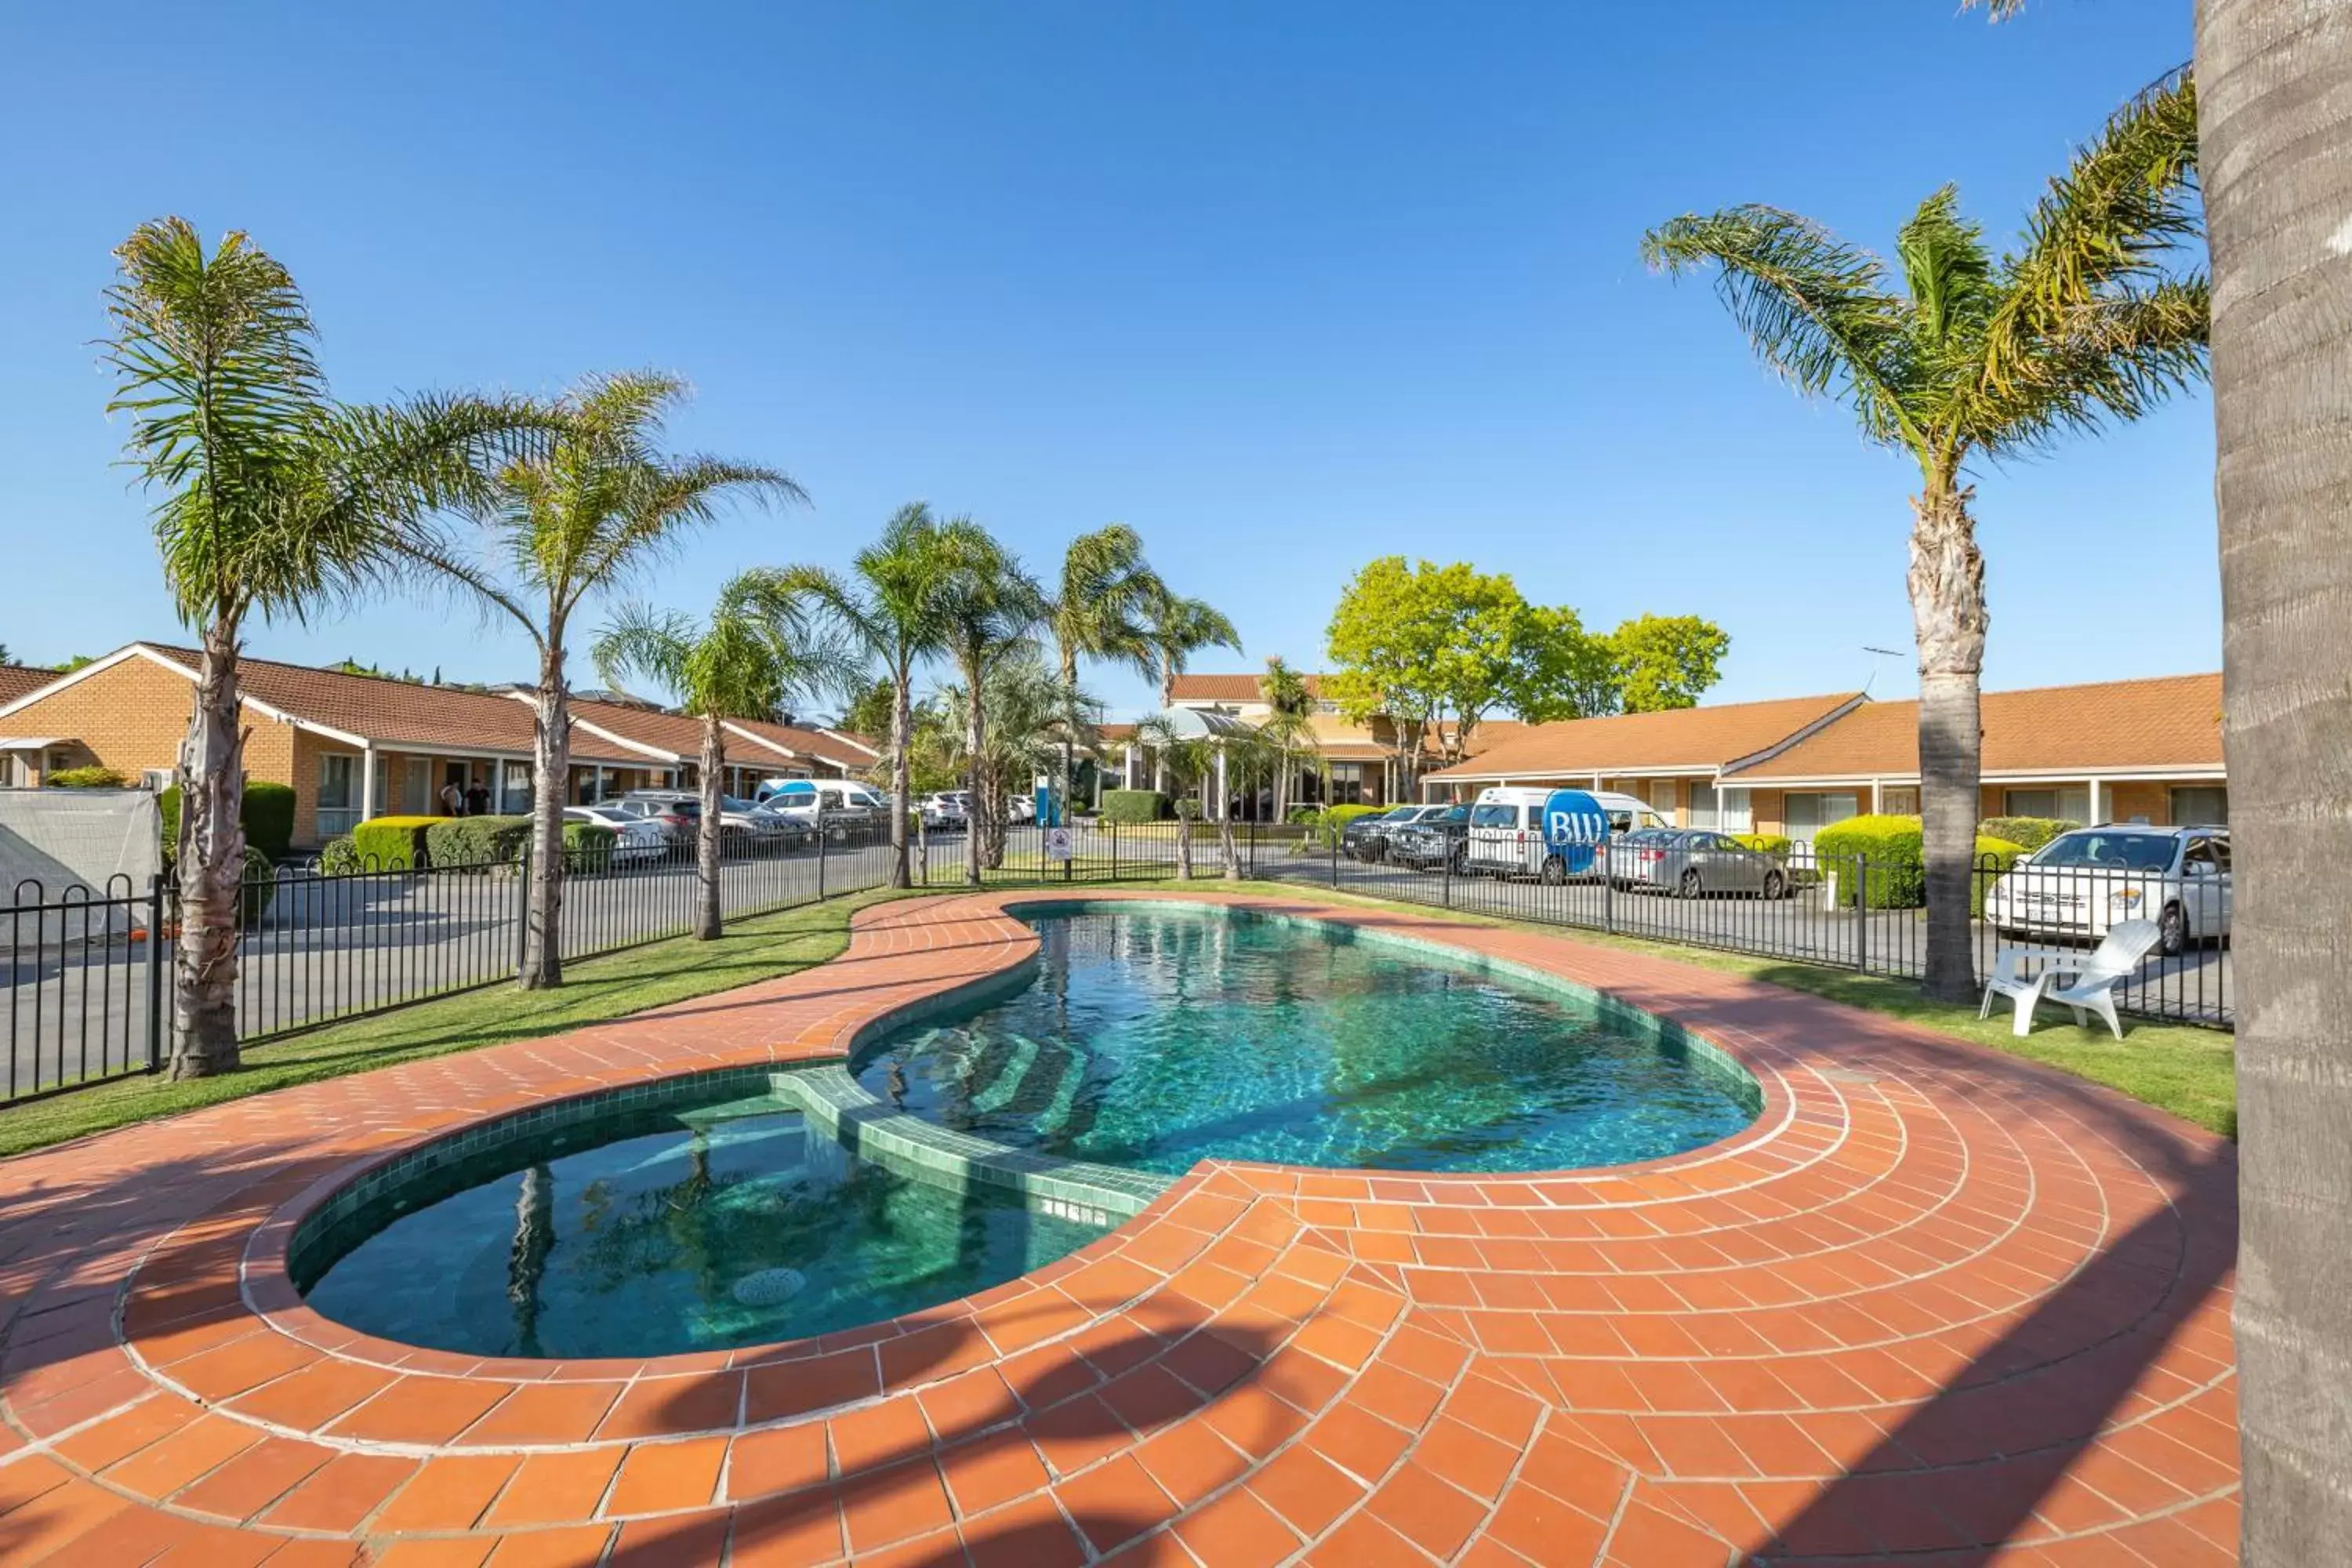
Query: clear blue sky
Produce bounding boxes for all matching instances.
[0,1,2207,720]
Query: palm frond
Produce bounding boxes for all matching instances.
[1642,206,1924,450]
[1896,187,1998,354]
[1145,590,1242,699]
[590,604,697,695]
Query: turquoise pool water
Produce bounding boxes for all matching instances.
[298,1089,1105,1359]
[854,905,1758,1174]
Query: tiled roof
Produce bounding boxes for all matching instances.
[727,714,877,771]
[136,646,648,764]
[0,667,61,705]
[564,696,876,772]
[1425,693,1864,781]
[1167,673,1326,703]
[1728,673,2224,780]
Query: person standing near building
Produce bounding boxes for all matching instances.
[440,777,465,816]
[464,775,491,816]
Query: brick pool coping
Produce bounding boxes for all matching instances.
[0,889,2238,1566]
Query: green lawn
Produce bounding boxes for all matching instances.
[0,873,2235,1162]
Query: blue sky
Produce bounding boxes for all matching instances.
[0,2,2206,720]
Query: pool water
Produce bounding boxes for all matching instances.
[299,1091,1106,1359]
[854,905,1758,1174]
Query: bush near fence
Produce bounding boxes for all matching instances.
[1730,833,1793,857]
[45,765,130,788]
[426,815,534,869]
[354,815,440,868]
[1813,815,2023,914]
[1101,789,1167,824]
[563,820,618,872]
[1978,815,2079,851]
[159,780,297,864]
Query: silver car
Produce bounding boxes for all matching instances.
[1604,829,1790,898]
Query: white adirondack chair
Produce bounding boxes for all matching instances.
[1980,919,2161,1039]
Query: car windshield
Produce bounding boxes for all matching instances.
[2032,831,2177,870]
[1435,806,1467,825]
[1469,804,1519,829]
[720,797,760,811]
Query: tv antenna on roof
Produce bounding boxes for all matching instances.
[1861,645,1905,695]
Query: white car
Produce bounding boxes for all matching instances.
[563,807,667,863]
[762,780,890,840]
[1984,824,2230,957]
[920,793,970,833]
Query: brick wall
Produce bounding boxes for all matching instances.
[4,654,299,794]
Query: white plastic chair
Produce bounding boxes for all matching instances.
[1979,919,2161,1039]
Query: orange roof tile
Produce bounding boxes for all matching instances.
[1727,673,2223,780]
[1424,693,1864,781]
[0,667,62,705]
[1167,673,1327,703]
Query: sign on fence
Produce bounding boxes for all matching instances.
[1044,826,1075,862]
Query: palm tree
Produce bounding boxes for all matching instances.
[593,571,858,938]
[784,504,961,890]
[102,216,548,1076]
[1257,656,1317,821]
[933,521,1044,886]
[1144,590,1241,793]
[1042,525,1163,819]
[934,646,1085,870]
[2189,5,2352,1555]
[1133,715,1232,880]
[1642,76,2205,1003]
[397,373,800,987]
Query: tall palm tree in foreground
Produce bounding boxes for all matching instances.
[935,521,1044,886]
[103,216,546,1075]
[399,373,800,987]
[784,504,960,889]
[1258,656,1318,820]
[1643,74,2205,1002]
[934,646,1083,870]
[2190,2,2352,1555]
[1143,590,1241,792]
[1042,524,1162,819]
[593,570,857,938]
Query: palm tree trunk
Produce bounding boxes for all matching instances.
[887,659,913,888]
[506,1163,555,1359]
[170,618,245,1077]
[1218,800,1240,881]
[964,652,985,888]
[523,639,569,989]
[1907,481,1986,1004]
[695,713,724,940]
[1175,811,1192,880]
[2200,5,2352,1557]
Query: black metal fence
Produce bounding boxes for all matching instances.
[1,823,896,1106]
[926,818,2234,1029]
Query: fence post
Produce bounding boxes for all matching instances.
[1854,858,1870,971]
[1441,837,1453,909]
[1602,851,1615,936]
[817,822,829,901]
[145,873,166,1073]
[1109,818,1119,883]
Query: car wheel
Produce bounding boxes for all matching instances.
[1539,856,1566,886]
[1679,868,1703,899]
[2158,901,2187,957]
[1762,869,1785,900]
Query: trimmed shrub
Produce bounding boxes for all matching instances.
[1174,798,1203,820]
[425,814,532,869]
[1101,789,1167,824]
[1978,815,2078,852]
[45,765,129,788]
[238,846,278,927]
[159,780,298,865]
[1813,814,2024,914]
[563,819,617,873]
[1310,803,1387,847]
[1729,833,1792,857]
[353,815,438,869]
[318,836,361,876]
[1285,804,1322,825]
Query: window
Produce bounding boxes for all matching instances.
[2031,831,2177,871]
[2004,786,2091,822]
[2170,786,2228,826]
[1689,782,1718,828]
[1327,762,1367,807]
[499,762,532,815]
[1882,786,1919,816]
[317,753,361,838]
[1783,792,1859,846]
[1469,803,1520,829]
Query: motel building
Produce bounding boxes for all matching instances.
[0,644,878,851]
[1420,673,2227,841]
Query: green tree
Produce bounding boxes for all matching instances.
[1507,604,1620,721]
[103,216,546,1074]
[1608,614,1730,712]
[933,521,1044,886]
[57,654,96,673]
[1134,715,1218,879]
[593,570,858,938]
[1042,524,1163,818]
[397,372,800,988]
[1142,590,1240,793]
[1642,76,2204,1002]
[934,645,1086,870]
[838,675,896,739]
[1256,656,1317,818]
[786,504,966,888]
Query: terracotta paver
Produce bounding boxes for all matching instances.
[0,889,2239,1563]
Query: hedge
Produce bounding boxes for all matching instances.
[238,846,277,927]
[45,766,129,789]
[1285,804,1322,825]
[1729,833,1793,857]
[353,815,439,869]
[159,780,296,865]
[1812,814,2024,913]
[1308,803,1388,847]
[564,820,618,873]
[1101,789,1167,824]
[318,836,361,876]
[1978,815,2078,852]
[425,814,533,869]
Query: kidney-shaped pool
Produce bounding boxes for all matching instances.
[855,902,1759,1175]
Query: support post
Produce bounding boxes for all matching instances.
[145,873,165,1072]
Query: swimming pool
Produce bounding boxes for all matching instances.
[295,1079,1107,1360]
[853,903,1758,1174]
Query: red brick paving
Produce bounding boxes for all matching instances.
[0,890,2238,1564]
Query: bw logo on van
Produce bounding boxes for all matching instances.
[1543,789,1610,875]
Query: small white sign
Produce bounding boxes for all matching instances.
[1044,826,1076,862]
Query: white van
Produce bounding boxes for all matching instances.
[760,779,891,840]
[1461,786,1668,881]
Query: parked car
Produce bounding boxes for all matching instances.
[1984,824,2229,957]
[609,791,699,841]
[920,793,970,833]
[563,806,667,864]
[762,779,890,841]
[1341,804,1437,862]
[1602,828,1789,898]
[1461,787,1669,881]
[1387,804,1472,870]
